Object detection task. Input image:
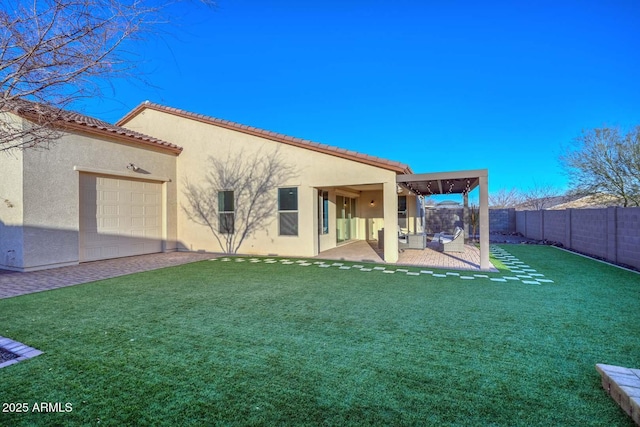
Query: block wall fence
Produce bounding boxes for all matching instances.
[424,208,516,236]
[511,207,640,271]
[427,207,639,270]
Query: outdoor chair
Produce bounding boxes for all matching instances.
[398,225,408,251]
[438,226,464,252]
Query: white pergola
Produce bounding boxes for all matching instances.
[396,169,491,270]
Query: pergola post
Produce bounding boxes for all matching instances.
[383,181,399,263]
[463,192,469,242]
[479,173,490,270]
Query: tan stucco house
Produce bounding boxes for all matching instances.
[2,101,446,272]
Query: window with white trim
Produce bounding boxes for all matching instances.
[278,187,298,236]
[218,190,234,234]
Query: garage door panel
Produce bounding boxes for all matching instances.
[80,174,163,262]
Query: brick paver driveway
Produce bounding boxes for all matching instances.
[0,252,216,299]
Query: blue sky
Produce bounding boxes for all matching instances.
[85,0,640,196]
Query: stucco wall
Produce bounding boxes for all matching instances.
[0,122,25,269]
[357,190,384,241]
[16,121,178,271]
[123,108,401,258]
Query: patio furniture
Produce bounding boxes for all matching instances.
[377,228,427,250]
[407,233,427,249]
[438,227,464,252]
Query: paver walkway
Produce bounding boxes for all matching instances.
[0,252,215,299]
[317,240,496,271]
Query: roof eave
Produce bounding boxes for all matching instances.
[18,110,182,155]
[118,102,411,173]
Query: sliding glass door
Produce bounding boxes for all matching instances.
[336,195,357,243]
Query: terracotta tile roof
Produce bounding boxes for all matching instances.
[4,100,182,154]
[118,102,412,174]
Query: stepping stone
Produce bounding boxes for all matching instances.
[373,267,386,270]
[433,274,447,278]
[490,278,507,282]
[504,276,520,281]
[420,270,433,274]
[339,266,351,270]
[331,263,344,266]
[298,263,312,266]
[282,261,294,265]
[264,260,277,264]
[473,274,489,278]
[460,276,475,280]
[383,270,395,274]
[352,265,364,269]
[446,272,460,276]
[407,272,420,276]
[360,268,372,272]
[235,258,245,262]
[250,260,261,263]
[522,280,541,285]
[209,259,217,261]
[318,264,330,268]
[516,275,532,278]
[538,279,554,283]
[396,268,409,272]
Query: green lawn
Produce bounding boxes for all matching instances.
[0,245,638,426]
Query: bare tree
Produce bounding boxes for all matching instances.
[560,126,640,207]
[519,183,562,210]
[0,0,211,151]
[489,188,523,208]
[182,148,297,254]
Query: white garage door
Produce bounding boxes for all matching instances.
[79,174,163,262]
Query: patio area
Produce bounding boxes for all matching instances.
[316,239,497,271]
